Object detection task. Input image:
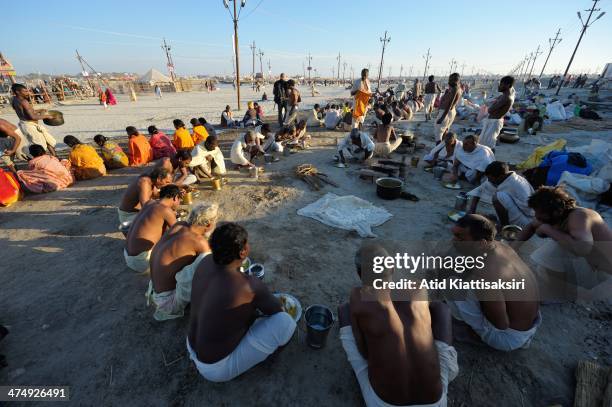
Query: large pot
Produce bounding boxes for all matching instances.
[376,177,403,200]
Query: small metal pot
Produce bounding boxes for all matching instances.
[211,178,222,191]
[376,177,403,200]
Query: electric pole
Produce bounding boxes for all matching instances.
[250,41,256,89]
[343,61,347,83]
[257,49,264,76]
[539,29,562,78]
[527,45,542,80]
[336,52,341,84]
[161,38,177,82]
[223,0,246,110]
[460,62,466,77]
[422,48,431,80]
[267,59,271,80]
[376,31,390,91]
[75,50,96,91]
[399,64,403,80]
[388,66,392,81]
[307,53,313,82]
[556,0,605,95]
[448,58,457,76]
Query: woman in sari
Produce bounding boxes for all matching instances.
[63,135,107,180]
[17,144,74,193]
[148,125,176,160]
[105,88,117,106]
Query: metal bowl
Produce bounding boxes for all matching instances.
[501,225,523,241]
[43,110,64,126]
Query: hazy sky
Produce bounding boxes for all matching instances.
[3,0,610,77]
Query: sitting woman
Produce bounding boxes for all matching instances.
[16,144,74,193]
[93,134,128,169]
[221,105,240,128]
[242,101,263,127]
[63,135,107,180]
[148,125,176,160]
[424,131,462,169]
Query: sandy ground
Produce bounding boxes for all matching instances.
[1,85,611,406]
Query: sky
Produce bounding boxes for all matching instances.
[2,0,610,78]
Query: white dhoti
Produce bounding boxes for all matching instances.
[433,109,456,142]
[494,191,533,228]
[123,248,152,273]
[146,253,209,321]
[457,164,480,184]
[175,173,197,185]
[340,326,458,407]
[424,93,436,114]
[187,312,296,382]
[374,139,403,157]
[117,208,138,225]
[447,298,541,352]
[18,121,57,151]
[479,118,504,150]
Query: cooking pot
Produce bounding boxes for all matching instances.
[376,177,403,200]
[43,110,64,126]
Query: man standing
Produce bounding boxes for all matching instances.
[147,203,218,321]
[351,68,372,129]
[124,184,180,273]
[187,223,296,382]
[273,73,288,125]
[10,84,57,156]
[479,76,515,150]
[467,161,534,228]
[284,80,300,125]
[434,73,462,142]
[413,78,423,100]
[424,75,442,121]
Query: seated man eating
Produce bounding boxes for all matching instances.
[449,134,494,185]
[373,112,402,158]
[189,135,227,181]
[336,128,375,166]
[118,167,173,224]
[448,214,541,351]
[147,202,218,321]
[187,223,296,382]
[230,130,258,169]
[424,131,461,170]
[157,150,197,185]
[124,184,180,273]
[467,161,534,228]
[339,242,459,407]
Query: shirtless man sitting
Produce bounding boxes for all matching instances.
[118,167,173,225]
[187,223,296,382]
[124,185,180,273]
[514,186,612,301]
[448,214,541,351]
[338,243,459,407]
[157,150,197,185]
[373,112,402,158]
[147,203,218,321]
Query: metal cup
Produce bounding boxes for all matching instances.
[304,305,334,349]
[454,192,468,212]
[211,178,222,191]
[433,166,445,180]
[247,263,265,280]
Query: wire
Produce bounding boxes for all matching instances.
[241,0,264,20]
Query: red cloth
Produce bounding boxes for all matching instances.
[0,168,20,206]
[149,131,176,160]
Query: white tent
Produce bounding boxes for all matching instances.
[137,68,172,84]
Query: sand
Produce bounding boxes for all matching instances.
[1,85,611,406]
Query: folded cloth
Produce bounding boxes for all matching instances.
[117,208,138,224]
[123,248,152,273]
[146,253,210,321]
[447,298,541,351]
[340,326,458,407]
[187,312,296,382]
[374,139,402,157]
[433,109,457,142]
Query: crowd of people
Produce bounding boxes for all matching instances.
[1,69,611,407]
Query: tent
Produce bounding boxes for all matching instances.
[137,69,173,84]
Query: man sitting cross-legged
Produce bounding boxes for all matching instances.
[373,112,402,158]
[338,242,459,407]
[147,203,218,321]
[447,214,541,351]
[124,184,180,273]
[117,167,173,225]
[187,223,296,382]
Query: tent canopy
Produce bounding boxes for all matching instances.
[138,68,172,84]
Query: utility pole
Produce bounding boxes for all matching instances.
[223,0,246,110]
[460,62,466,77]
[388,66,392,81]
[257,49,264,76]
[332,66,335,80]
[408,65,413,79]
[422,48,431,80]
[250,41,256,89]
[267,59,271,80]
[539,29,562,78]
[307,53,313,82]
[342,61,347,83]
[527,45,542,80]
[555,0,606,95]
[75,50,96,91]
[376,30,390,91]
[336,52,341,84]
[519,53,532,83]
[556,0,605,95]
[399,64,403,81]
[161,38,177,82]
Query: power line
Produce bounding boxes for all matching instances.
[538,29,562,78]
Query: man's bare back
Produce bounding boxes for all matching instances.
[120,175,155,213]
[375,125,395,143]
[126,201,176,255]
[439,86,460,111]
[150,224,210,293]
[349,290,443,405]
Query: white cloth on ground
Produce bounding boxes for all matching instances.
[467,172,534,227]
[145,252,210,321]
[433,109,456,142]
[340,326,458,407]
[123,248,152,273]
[186,312,296,382]
[479,118,504,149]
[447,296,541,351]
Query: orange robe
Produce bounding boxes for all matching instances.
[173,128,195,150]
[69,144,107,180]
[128,134,153,166]
[192,125,209,145]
